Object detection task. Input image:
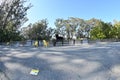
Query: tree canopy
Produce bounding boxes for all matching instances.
[0,0,31,42]
[0,0,120,42]
[22,19,54,41]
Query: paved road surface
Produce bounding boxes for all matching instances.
[0,42,120,80]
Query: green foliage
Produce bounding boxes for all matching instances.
[90,21,115,39]
[0,29,24,42]
[24,18,120,40]
[90,26,105,40]
[0,0,31,42]
[55,17,81,39]
[24,19,54,40]
[100,22,112,38]
[113,20,120,39]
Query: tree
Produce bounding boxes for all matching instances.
[26,19,53,40]
[55,17,82,39]
[90,20,114,39]
[0,0,32,42]
[101,22,113,39]
[54,18,65,36]
[55,18,118,40]
[90,26,105,40]
[113,20,120,39]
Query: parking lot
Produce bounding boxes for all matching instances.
[0,42,120,80]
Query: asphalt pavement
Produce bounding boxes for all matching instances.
[0,42,120,80]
